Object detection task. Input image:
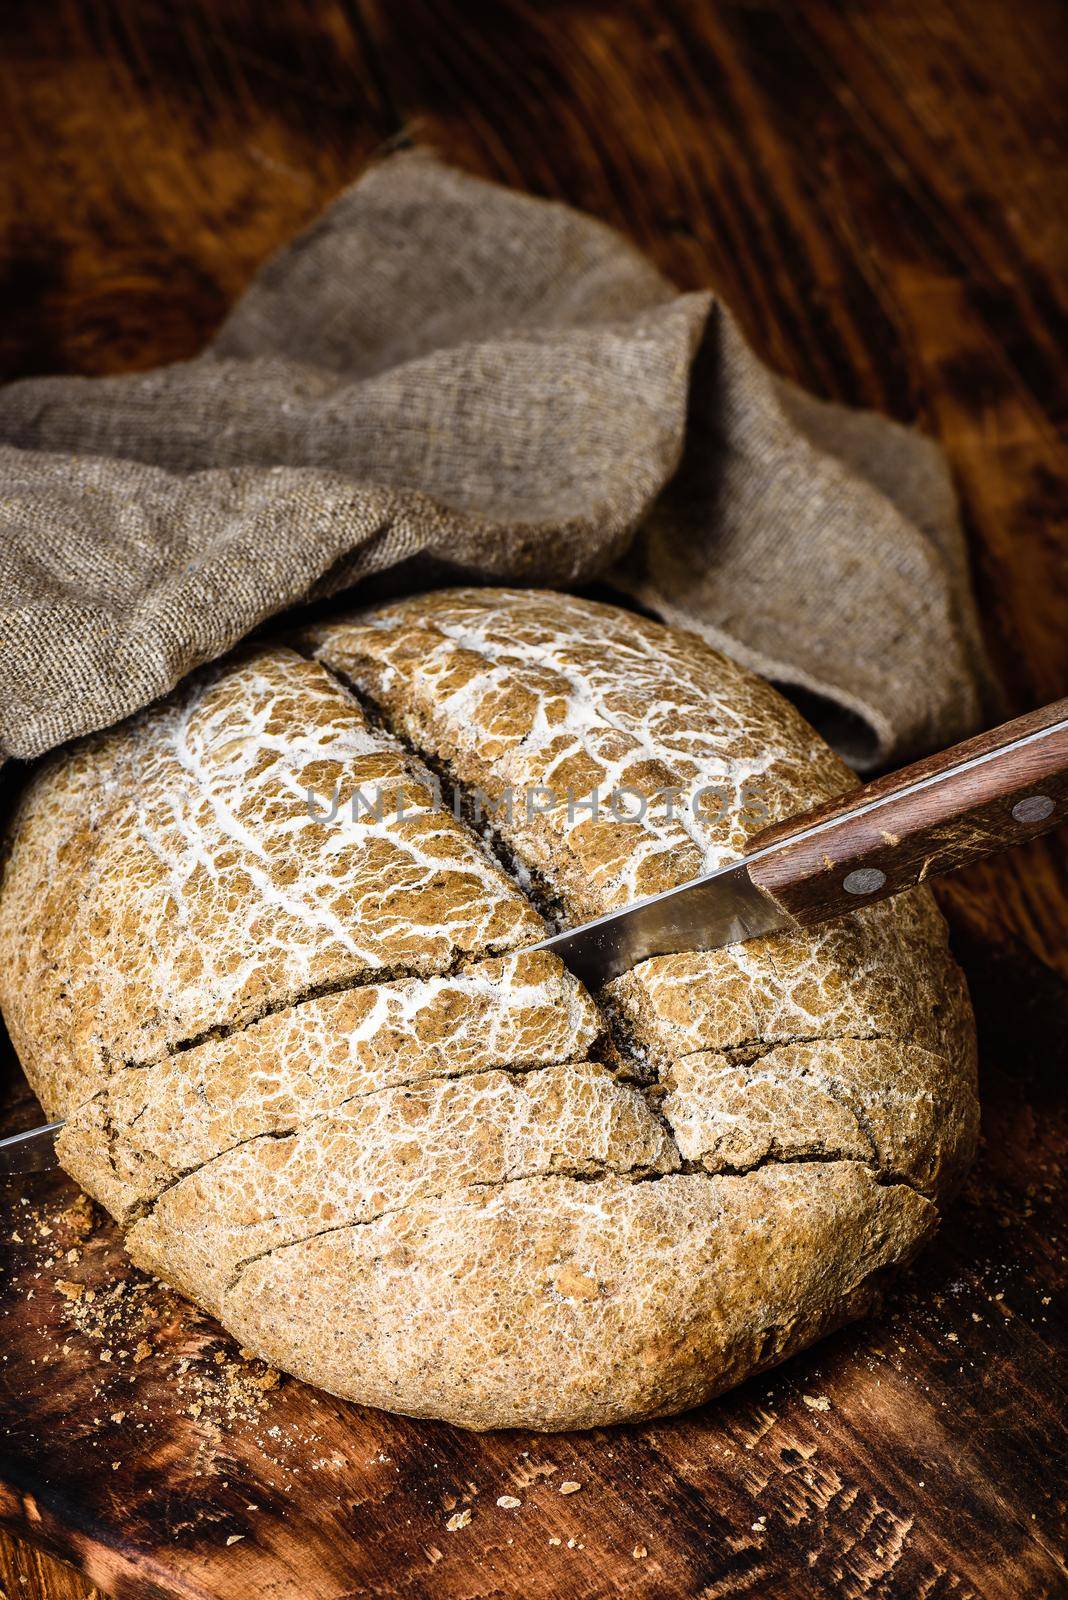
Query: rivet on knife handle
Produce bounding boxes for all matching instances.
[747,698,1068,927]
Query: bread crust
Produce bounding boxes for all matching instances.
[0,589,978,1430]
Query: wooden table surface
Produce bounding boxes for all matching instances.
[1,3,1066,1597]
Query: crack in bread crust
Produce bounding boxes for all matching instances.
[118,945,512,1070]
[308,652,572,932]
[215,1152,928,1309]
[217,1165,938,1431]
[121,1058,682,1313]
[70,1054,612,1226]
[57,947,609,1222]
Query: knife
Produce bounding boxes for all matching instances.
[0,1121,64,1175]
[3,697,1066,1175]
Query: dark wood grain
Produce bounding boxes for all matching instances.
[750,700,1068,926]
[1,2,1066,1598]
[0,1534,103,1600]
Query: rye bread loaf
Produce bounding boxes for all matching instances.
[0,589,978,1431]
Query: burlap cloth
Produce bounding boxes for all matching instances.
[0,152,994,773]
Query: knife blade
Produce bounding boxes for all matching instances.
[533,852,788,990]
[0,1120,63,1174]
[2,695,1065,1176]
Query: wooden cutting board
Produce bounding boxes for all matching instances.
[1,925,1064,1600]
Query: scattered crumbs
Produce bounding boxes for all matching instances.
[559,1480,582,1495]
[109,1411,126,1424]
[633,1545,648,1560]
[247,1504,259,1512]
[446,1509,472,1533]
[802,1394,830,1412]
[44,1233,284,1430]
[548,1536,561,1546]
[946,1332,958,1343]
[226,1534,245,1546]
[111,1462,120,1471]
[751,1516,766,1532]
[497,1495,522,1509]
[64,1193,97,1237]
[58,1269,157,1353]
[176,1354,282,1425]
[1042,1296,1051,1306]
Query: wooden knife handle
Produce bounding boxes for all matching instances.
[748,698,1068,928]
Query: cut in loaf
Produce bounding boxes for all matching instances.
[0,589,978,1430]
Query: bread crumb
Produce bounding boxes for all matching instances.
[802,1394,830,1412]
[55,1279,83,1301]
[559,1480,582,1495]
[496,1495,521,1509]
[633,1545,648,1560]
[226,1534,244,1546]
[64,1194,97,1238]
[446,1509,472,1532]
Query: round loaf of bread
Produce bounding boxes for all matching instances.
[0,589,977,1430]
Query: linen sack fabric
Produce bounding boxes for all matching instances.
[0,151,992,772]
